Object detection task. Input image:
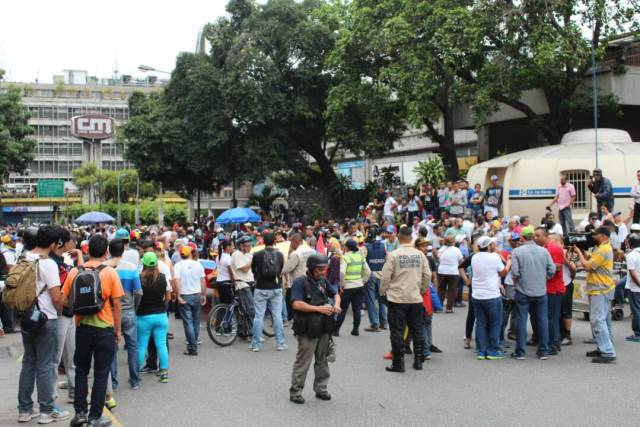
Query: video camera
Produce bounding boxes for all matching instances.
[564,232,595,252]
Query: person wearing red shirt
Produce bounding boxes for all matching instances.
[534,227,565,354]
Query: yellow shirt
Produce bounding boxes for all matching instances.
[586,242,615,295]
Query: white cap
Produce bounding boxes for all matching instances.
[477,235,496,249]
[455,234,466,243]
[630,223,640,232]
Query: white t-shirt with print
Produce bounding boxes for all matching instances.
[231,251,254,290]
[174,259,204,295]
[471,252,504,300]
[25,252,61,319]
[437,246,463,275]
[625,249,640,292]
[384,197,397,216]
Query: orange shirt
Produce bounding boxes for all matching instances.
[62,260,124,326]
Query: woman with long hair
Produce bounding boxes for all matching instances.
[136,252,172,383]
[216,240,235,304]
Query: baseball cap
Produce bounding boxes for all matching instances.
[114,228,129,240]
[180,246,192,257]
[142,252,158,267]
[415,237,429,247]
[491,175,499,181]
[477,236,496,249]
[386,225,396,234]
[630,224,640,232]
[593,226,611,237]
[511,232,521,241]
[454,234,466,243]
[521,225,535,238]
[1,234,16,243]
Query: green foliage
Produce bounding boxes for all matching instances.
[310,207,327,224]
[72,163,156,203]
[62,201,186,226]
[0,85,36,183]
[414,156,447,185]
[247,185,282,214]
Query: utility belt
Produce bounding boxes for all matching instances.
[292,310,335,338]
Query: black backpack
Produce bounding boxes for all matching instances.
[261,249,280,278]
[70,265,105,315]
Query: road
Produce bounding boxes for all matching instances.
[1,307,638,427]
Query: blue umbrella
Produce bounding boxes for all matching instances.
[74,211,115,224]
[215,208,260,225]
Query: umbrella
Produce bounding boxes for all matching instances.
[215,208,260,225]
[74,211,115,224]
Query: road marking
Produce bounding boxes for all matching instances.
[103,407,123,427]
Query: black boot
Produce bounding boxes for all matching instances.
[386,355,405,373]
[413,344,424,370]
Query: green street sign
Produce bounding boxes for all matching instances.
[38,179,65,198]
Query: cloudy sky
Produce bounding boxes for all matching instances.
[0,0,228,83]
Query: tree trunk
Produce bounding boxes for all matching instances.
[304,144,346,216]
[441,106,459,180]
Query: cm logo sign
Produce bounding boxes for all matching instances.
[71,114,115,140]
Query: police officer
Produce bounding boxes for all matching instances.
[380,226,431,372]
[335,239,371,336]
[289,255,341,404]
[364,226,388,332]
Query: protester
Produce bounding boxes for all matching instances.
[364,228,387,332]
[437,235,464,313]
[548,173,576,233]
[174,245,206,356]
[588,169,615,217]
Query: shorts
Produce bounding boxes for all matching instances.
[560,282,574,319]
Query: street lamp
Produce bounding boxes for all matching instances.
[117,172,129,226]
[138,64,172,75]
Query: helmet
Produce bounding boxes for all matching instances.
[345,239,358,252]
[237,236,252,245]
[306,254,329,271]
[354,231,364,244]
[23,227,38,251]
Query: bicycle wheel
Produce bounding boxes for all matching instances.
[262,309,275,337]
[207,304,239,346]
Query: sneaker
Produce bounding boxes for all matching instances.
[87,416,112,427]
[364,326,380,332]
[586,349,602,358]
[249,346,260,352]
[536,351,549,360]
[477,352,487,360]
[0,329,5,337]
[454,302,466,308]
[350,330,359,336]
[197,338,203,345]
[379,324,388,330]
[423,354,432,360]
[383,351,393,360]
[549,348,559,356]
[429,345,442,353]
[625,335,640,342]
[315,391,332,401]
[140,366,158,374]
[105,397,116,410]
[276,345,288,351]
[283,320,290,327]
[131,383,141,390]
[67,390,75,404]
[70,413,88,426]
[183,350,198,356]
[38,408,70,424]
[18,409,40,422]
[583,338,596,344]
[507,332,516,341]
[56,381,68,390]
[560,337,573,346]
[592,355,616,364]
[290,395,305,404]
[487,351,507,360]
[510,352,526,360]
[159,370,168,383]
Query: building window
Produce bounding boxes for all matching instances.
[562,169,589,210]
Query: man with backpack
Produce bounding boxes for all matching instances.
[364,227,388,332]
[61,234,124,427]
[11,225,70,423]
[250,232,286,352]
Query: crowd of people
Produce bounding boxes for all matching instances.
[1,168,639,421]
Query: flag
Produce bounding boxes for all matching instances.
[316,233,326,255]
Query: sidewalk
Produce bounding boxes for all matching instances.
[0,331,24,425]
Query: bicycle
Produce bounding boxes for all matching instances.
[207,288,275,346]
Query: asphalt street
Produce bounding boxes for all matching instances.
[1,307,639,427]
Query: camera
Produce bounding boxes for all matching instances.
[564,232,595,252]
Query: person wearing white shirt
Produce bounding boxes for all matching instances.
[383,192,397,226]
[631,170,640,224]
[174,246,206,356]
[624,234,640,342]
[231,237,256,332]
[437,235,464,312]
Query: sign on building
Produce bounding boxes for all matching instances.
[71,114,115,140]
[37,179,65,198]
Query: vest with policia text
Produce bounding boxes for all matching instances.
[344,252,365,281]
[365,241,386,272]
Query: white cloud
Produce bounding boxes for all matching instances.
[0,0,228,83]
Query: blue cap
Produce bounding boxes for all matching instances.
[114,228,129,240]
[511,232,521,241]
[386,225,396,233]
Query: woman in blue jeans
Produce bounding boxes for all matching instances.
[137,253,171,383]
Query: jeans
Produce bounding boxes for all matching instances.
[547,294,563,349]
[614,277,627,306]
[281,289,288,320]
[336,286,365,333]
[500,298,515,343]
[18,320,57,414]
[55,315,75,395]
[589,293,616,357]
[179,293,202,353]
[137,313,169,370]
[251,288,286,348]
[421,313,433,357]
[515,291,549,355]
[558,207,575,234]
[120,310,140,386]
[384,215,395,226]
[238,287,256,335]
[387,302,424,359]
[0,292,16,331]
[365,276,387,327]
[473,297,503,355]
[630,292,640,337]
[456,277,465,305]
[74,325,116,420]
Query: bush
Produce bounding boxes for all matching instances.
[63,200,186,225]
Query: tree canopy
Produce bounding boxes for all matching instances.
[72,163,156,204]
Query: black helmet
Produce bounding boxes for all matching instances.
[23,226,38,251]
[345,239,358,252]
[306,254,329,271]
[236,235,251,245]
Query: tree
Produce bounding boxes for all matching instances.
[327,0,475,179]
[450,0,640,145]
[247,185,282,215]
[0,82,37,184]
[72,163,156,203]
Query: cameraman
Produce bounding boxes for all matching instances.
[587,169,614,218]
[573,227,617,363]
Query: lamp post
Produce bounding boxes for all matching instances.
[591,41,599,168]
[135,175,140,226]
[117,172,128,226]
[137,65,171,75]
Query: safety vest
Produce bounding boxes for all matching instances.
[365,241,386,272]
[344,252,365,281]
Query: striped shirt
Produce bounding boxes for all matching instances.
[586,242,615,295]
